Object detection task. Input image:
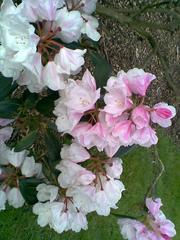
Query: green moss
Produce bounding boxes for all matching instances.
[0,133,179,240]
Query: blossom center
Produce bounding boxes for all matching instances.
[36,21,62,65]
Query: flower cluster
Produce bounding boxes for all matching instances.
[118,197,176,240]
[0,0,177,237]
[0,140,43,210]
[54,68,176,157]
[33,142,124,233]
[0,0,100,92]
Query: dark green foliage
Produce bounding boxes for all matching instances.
[19,178,44,205]
[14,131,38,152]
[0,75,17,101]
[89,51,112,88]
[0,99,20,118]
[36,93,59,117]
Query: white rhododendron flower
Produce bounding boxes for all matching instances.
[21,156,42,177]
[7,188,25,208]
[42,61,66,91]
[55,7,83,43]
[0,0,100,92]
[36,184,58,203]
[54,47,86,75]
[18,53,44,93]
[81,14,101,41]
[33,202,52,227]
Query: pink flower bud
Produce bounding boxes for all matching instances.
[151,102,176,128]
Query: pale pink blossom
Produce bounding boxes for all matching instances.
[118,218,149,240]
[105,158,123,179]
[18,53,44,93]
[60,142,90,163]
[146,197,163,216]
[71,211,88,232]
[105,71,131,96]
[54,102,83,133]
[61,70,100,113]
[50,200,88,233]
[104,89,133,116]
[133,126,158,147]
[36,184,58,203]
[131,105,150,129]
[81,14,101,41]
[55,7,83,43]
[66,185,96,213]
[42,61,66,91]
[72,122,107,151]
[146,198,176,239]
[118,198,176,240]
[66,0,97,14]
[112,120,135,146]
[151,103,176,128]
[94,175,125,216]
[7,187,25,208]
[33,202,52,227]
[126,68,156,96]
[54,47,86,75]
[21,0,61,22]
[56,160,95,188]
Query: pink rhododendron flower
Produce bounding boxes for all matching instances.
[72,122,107,151]
[118,198,176,240]
[126,68,156,96]
[131,105,150,129]
[61,70,100,113]
[112,120,135,146]
[151,103,176,128]
[133,126,158,147]
[146,198,176,239]
[105,71,131,96]
[104,89,133,116]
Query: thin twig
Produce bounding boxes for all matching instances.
[145,145,165,199]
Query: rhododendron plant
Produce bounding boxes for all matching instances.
[0,0,177,237]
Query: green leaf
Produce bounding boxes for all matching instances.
[19,178,44,205]
[14,130,38,152]
[89,51,112,88]
[44,129,61,165]
[0,99,20,118]
[24,93,39,109]
[36,93,58,117]
[0,74,17,101]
